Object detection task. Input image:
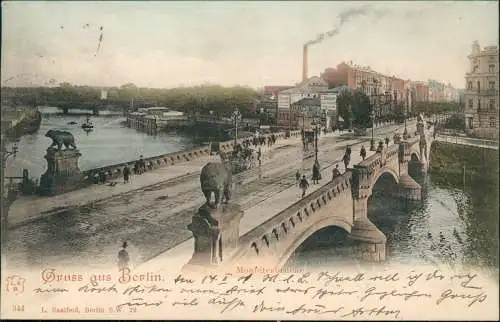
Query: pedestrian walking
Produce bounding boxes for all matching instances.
[346,145,352,157]
[295,170,301,186]
[385,137,390,147]
[138,155,145,174]
[342,153,350,170]
[299,175,309,198]
[360,145,367,160]
[312,161,321,184]
[118,241,130,270]
[123,166,131,184]
[331,164,341,181]
[376,141,384,153]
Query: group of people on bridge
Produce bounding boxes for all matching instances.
[240,134,277,149]
[295,136,395,199]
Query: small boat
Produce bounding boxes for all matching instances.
[67,121,77,125]
[81,116,94,129]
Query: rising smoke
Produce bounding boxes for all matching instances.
[305,5,387,46]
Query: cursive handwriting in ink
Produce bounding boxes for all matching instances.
[317,271,365,286]
[360,287,432,302]
[223,285,266,296]
[450,273,482,289]
[275,286,316,295]
[436,289,487,307]
[341,305,400,319]
[180,288,218,295]
[252,300,286,313]
[311,288,358,300]
[208,295,245,313]
[33,287,69,293]
[78,283,118,293]
[123,284,172,297]
[406,271,423,286]
[426,269,445,281]
[174,275,194,284]
[116,298,164,311]
[172,298,199,306]
[286,303,344,315]
[368,272,400,282]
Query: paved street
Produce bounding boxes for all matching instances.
[4,121,415,270]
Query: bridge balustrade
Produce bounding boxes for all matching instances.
[79,129,301,186]
[230,172,353,262]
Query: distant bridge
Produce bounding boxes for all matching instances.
[183,123,433,271]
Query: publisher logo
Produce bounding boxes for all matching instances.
[6,275,26,295]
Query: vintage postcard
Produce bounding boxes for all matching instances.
[1,1,499,320]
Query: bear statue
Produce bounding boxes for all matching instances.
[46,130,77,151]
[200,162,232,208]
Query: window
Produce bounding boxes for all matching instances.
[489,64,495,73]
[477,81,481,92]
[473,65,479,73]
[490,99,496,110]
[490,116,496,127]
[477,99,481,111]
[489,81,495,89]
[468,81,473,89]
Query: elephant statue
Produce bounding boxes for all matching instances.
[200,162,232,208]
[46,130,77,151]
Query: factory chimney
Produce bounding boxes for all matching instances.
[302,44,308,83]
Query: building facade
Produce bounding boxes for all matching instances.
[463,41,499,139]
[320,62,411,109]
[412,81,429,102]
[277,76,330,128]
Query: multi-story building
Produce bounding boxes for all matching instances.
[412,81,429,102]
[320,62,407,104]
[463,41,499,139]
[276,76,339,130]
[444,83,460,103]
[262,85,294,100]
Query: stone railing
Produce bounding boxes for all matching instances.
[81,145,211,184]
[232,171,352,260]
[81,129,302,186]
[436,134,499,149]
[357,143,399,171]
[217,130,301,153]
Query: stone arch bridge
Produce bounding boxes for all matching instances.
[184,126,433,272]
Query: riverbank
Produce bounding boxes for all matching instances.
[429,141,499,267]
[1,107,41,139]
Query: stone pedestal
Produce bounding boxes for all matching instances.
[39,148,84,196]
[393,174,422,201]
[348,217,387,262]
[183,203,243,272]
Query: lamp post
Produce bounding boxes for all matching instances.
[370,110,375,151]
[1,139,19,230]
[1,141,19,164]
[313,120,320,164]
[403,105,408,138]
[232,107,242,146]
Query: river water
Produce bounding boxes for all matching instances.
[4,107,196,179]
[288,172,499,273]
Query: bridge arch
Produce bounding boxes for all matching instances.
[277,216,352,268]
[368,167,399,196]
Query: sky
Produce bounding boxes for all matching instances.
[1,1,498,89]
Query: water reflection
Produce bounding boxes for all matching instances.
[4,107,197,179]
[288,174,498,270]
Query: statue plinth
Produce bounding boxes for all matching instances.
[183,203,243,270]
[39,148,85,196]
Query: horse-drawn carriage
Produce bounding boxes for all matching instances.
[219,144,256,174]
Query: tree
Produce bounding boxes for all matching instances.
[337,90,353,127]
[351,90,372,128]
